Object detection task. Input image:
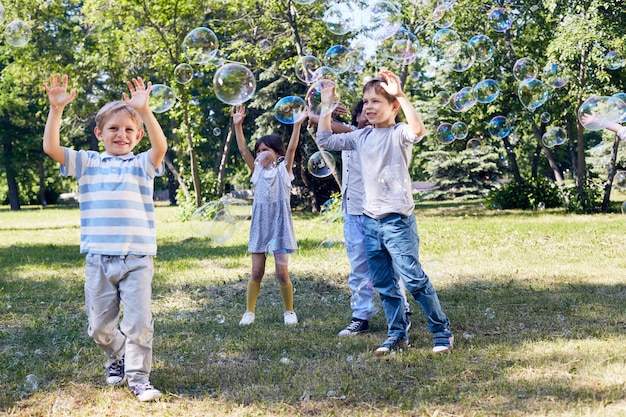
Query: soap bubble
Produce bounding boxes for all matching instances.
[542,127,567,148]
[274,96,307,124]
[4,19,32,47]
[578,95,626,131]
[614,93,626,123]
[488,116,511,139]
[206,49,226,67]
[468,34,494,63]
[431,28,460,56]
[378,164,409,196]
[265,237,292,262]
[380,28,420,65]
[323,2,356,35]
[294,55,322,84]
[436,123,456,144]
[452,121,468,139]
[488,7,512,32]
[517,79,549,111]
[0,4,5,26]
[361,1,403,41]
[318,237,346,261]
[604,51,624,70]
[292,0,315,4]
[213,63,256,105]
[306,78,339,118]
[149,84,177,113]
[446,41,476,72]
[323,45,353,74]
[189,198,251,243]
[615,171,626,189]
[466,138,482,154]
[182,27,219,65]
[435,90,451,106]
[174,63,194,84]
[473,79,500,103]
[543,63,569,88]
[484,307,495,319]
[307,150,336,178]
[513,57,538,81]
[259,39,272,52]
[311,66,336,82]
[213,127,221,136]
[255,150,277,170]
[449,87,476,112]
[433,5,456,28]
[540,112,551,124]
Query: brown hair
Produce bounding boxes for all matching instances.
[362,78,397,104]
[95,101,144,130]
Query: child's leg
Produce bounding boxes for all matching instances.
[118,255,155,386]
[344,214,376,320]
[388,214,450,334]
[246,253,266,312]
[362,216,408,340]
[274,252,293,311]
[85,254,126,359]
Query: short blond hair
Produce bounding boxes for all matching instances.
[95,101,143,130]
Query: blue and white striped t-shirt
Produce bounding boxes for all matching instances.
[60,148,165,255]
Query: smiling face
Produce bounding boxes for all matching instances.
[94,105,144,156]
[362,85,400,128]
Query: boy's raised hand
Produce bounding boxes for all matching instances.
[44,74,77,109]
[122,77,151,112]
[379,70,404,97]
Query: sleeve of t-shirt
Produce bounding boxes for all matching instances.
[59,148,93,179]
[316,129,358,151]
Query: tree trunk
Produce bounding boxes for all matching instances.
[601,134,620,213]
[531,123,563,184]
[39,155,47,207]
[2,138,20,210]
[215,125,234,196]
[181,92,202,207]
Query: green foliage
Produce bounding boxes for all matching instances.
[486,177,563,210]
[560,177,604,214]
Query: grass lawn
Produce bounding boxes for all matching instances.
[1,202,626,416]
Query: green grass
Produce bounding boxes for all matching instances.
[2,203,626,416]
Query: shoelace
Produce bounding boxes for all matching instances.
[346,321,362,331]
[109,360,123,374]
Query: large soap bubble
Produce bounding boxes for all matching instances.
[4,19,32,47]
[488,116,512,139]
[578,95,626,131]
[323,45,353,74]
[513,57,538,81]
[436,123,455,144]
[433,5,456,29]
[323,2,356,35]
[213,63,256,106]
[604,51,624,70]
[473,79,500,103]
[308,150,336,178]
[517,79,549,111]
[149,84,177,113]
[446,41,476,72]
[306,78,339,118]
[542,127,567,148]
[182,27,219,65]
[431,28,460,56]
[274,96,307,124]
[449,87,476,112]
[468,34,494,63]
[361,1,403,41]
[190,197,251,243]
[380,28,420,65]
[543,63,569,88]
[452,121,468,139]
[488,7,512,32]
[294,55,322,84]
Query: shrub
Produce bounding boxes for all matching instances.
[486,177,562,210]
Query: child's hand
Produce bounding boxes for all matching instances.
[122,77,151,112]
[320,84,336,110]
[580,111,598,127]
[294,108,309,127]
[379,70,403,97]
[43,74,77,109]
[231,105,246,125]
[333,105,348,116]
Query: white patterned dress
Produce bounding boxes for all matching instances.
[248,161,297,254]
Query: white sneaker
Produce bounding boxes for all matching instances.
[284,311,298,326]
[239,312,255,326]
[130,383,162,402]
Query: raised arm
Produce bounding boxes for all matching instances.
[379,70,425,138]
[43,74,77,165]
[123,77,168,169]
[284,109,309,175]
[231,105,255,171]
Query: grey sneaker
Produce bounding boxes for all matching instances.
[338,318,369,337]
[130,383,162,402]
[374,336,410,356]
[106,357,125,385]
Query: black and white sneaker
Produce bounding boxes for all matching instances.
[106,356,125,385]
[338,318,370,337]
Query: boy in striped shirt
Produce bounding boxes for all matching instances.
[43,74,167,401]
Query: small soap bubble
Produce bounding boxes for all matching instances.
[149,84,177,113]
[294,55,322,84]
[513,57,538,81]
[484,308,495,319]
[259,39,271,52]
[436,123,455,144]
[473,79,500,103]
[307,150,336,178]
[468,34,494,63]
[543,63,569,88]
[489,116,512,139]
[431,28,460,57]
[449,87,476,112]
[174,63,194,84]
[378,164,409,196]
[488,7,512,32]
[318,237,346,261]
[360,1,403,41]
[274,96,307,124]
[182,27,219,65]
[452,121,468,139]
[540,112,551,124]
[466,138,482,154]
[542,127,566,148]
[435,90,451,106]
[517,79,549,111]
[213,127,221,136]
[213,63,256,106]
[323,2,356,35]
[614,171,626,189]
[604,51,624,70]
[323,45,353,74]
[215,314,225,324]
[306,78,339,118]
[4,19,32,47]
[255,150,277,170]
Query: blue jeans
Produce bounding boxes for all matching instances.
[344,213,410,321]
[363,213,449,339]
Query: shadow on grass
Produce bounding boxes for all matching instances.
[2,241,626,415]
